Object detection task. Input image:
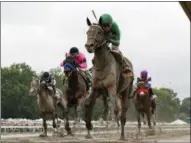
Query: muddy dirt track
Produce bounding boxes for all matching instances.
[1,127,190,143]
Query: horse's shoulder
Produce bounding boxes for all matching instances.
[78,70,86,80]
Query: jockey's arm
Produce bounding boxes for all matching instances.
[77,54,87,69]
[110,22,121,47]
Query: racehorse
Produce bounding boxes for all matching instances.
[133,78,156,133]
[29,77,67,137]
[62,56,88,135]
[84,19,134,140]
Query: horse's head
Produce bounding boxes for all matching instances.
[85,18,105,53]
[136,81,149,99]
[63,57,77,77]
[29,77,40,96]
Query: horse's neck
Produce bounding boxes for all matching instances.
[68,71,78,89]
[94,45,111,68]
[38,88,49,101]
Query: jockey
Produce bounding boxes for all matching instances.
[98,13,133,77]
[137,70,157,111]
[40,72,59,99]
[60,47,91,90]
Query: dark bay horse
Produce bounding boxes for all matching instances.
[84,19,134,140]
[63,56,88,135]
[29,77,67,137]
[133,79,156,133]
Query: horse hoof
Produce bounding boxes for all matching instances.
[67,131,73,136]
[39,133,47,137]
[59,133,65,137]
[85,135,92,139]
[119,136,126,141]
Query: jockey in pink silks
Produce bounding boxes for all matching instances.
[60,47,87,69]
[60,47,91,89]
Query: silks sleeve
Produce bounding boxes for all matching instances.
[110,22,121,46]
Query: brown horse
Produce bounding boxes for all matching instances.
[84,19,134,140]
[63,57,88,135]
[29,77,67,137]
[133,80,156,133]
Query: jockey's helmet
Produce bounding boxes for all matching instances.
[140,70,148,78]
[42,72,50,80]
[70,47,79,56]
[99,14,113,27]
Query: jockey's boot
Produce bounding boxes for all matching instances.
[122,57,133,78]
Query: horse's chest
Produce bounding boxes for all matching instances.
[37,96,55,112]
[92,70,115,88]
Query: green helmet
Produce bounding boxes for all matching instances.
[99,14,113,25]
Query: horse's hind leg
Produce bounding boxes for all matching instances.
[84,90,99,139]
[151,103,156,126]
[39,113,48,137]
[151,111,156,126]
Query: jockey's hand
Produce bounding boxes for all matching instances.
[105,37,110,42]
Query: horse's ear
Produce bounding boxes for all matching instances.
[86,17,92,26]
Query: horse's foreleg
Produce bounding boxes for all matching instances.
[39,113,48,137]
[146,111,152,129]
[84,90,98,139]
[65,107,72,135]
[137,111,141,133]
[101,95,110,130]
[76,98,84,131]
[115,96,122,129]
[101,95,109,121]
[57,98,67,137]
[52,112,58,135]
[141,113,146,125]
[119,90,129,141]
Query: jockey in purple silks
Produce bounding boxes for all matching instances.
[136,70,157,112]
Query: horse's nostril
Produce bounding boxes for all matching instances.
[90,44,93,47]
[85,44,93,48]
[85,44,88,47]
